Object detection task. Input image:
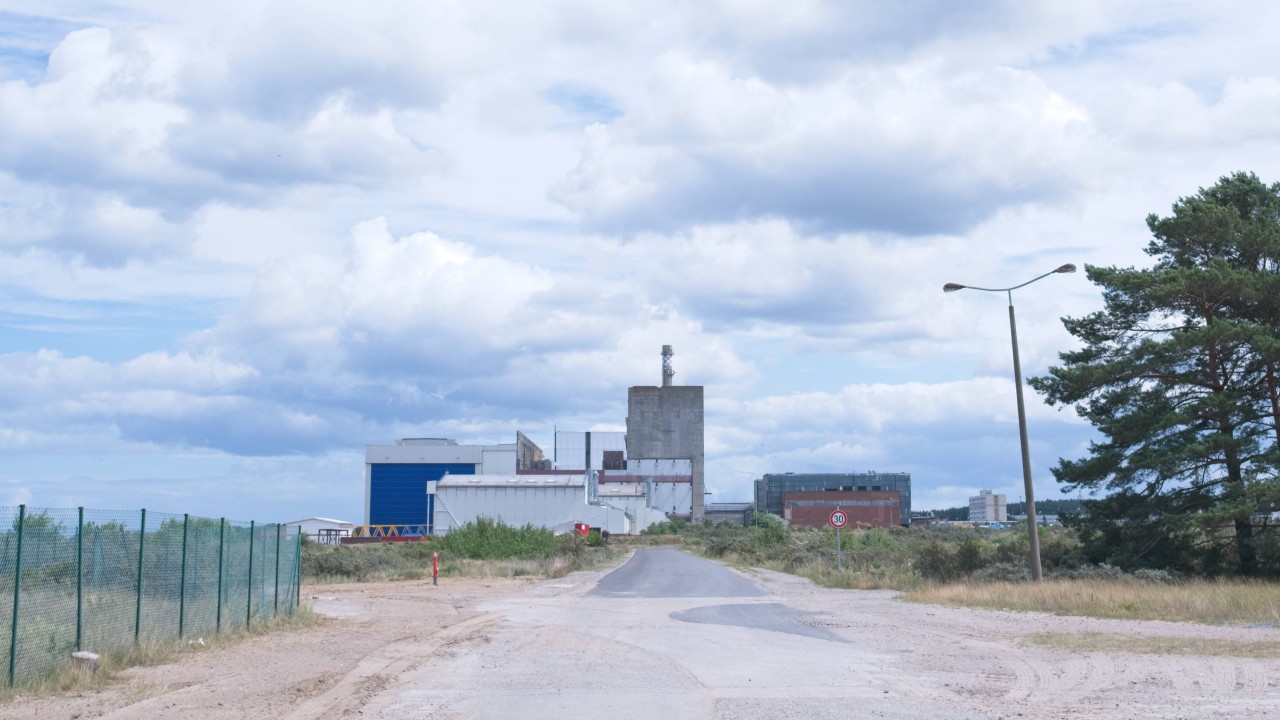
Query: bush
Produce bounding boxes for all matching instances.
[302,543,403,582]
[970,562,1030,582]
[1056,563,1129,581]
[435,518,557,559]
[1131,567,1179,583]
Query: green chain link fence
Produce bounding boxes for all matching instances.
[0,505,302,688]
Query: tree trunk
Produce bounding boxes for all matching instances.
[1223,443,1257,576]
[1235,517,1257,576]
[1267,362,1280,446]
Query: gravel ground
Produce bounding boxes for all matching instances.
[4,552,1279,719]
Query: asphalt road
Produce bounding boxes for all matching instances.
[359,548,961,720]
[590,546,767,598]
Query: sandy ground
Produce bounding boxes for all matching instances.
[5,554,1280,719]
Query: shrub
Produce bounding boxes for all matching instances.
[970,562,1030,582]
[1056,563,1129,581]
[1131,567,1179,583]
[435,518,558,560]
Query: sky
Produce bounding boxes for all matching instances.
[2,0,1280,524]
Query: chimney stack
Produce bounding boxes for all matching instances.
[661,345,674,387]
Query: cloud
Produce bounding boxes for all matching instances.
[0,9,85,83]
[554,57,1090,235]
[703,377,1095,505]
[2,0,1277,523]
[1098,76,1280,148]
[0,14,453,264]
[178,219,759,443]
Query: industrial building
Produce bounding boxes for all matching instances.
[361,346,705,535]
[705,502,754,526]
[364,433,545,532]
[970,490,1008,523]
[626,345,705,521]
[553,431,627,471]
[431,473,668,536]
[755,472,912,528]
[284,517,354,543]
[603,458,694,519]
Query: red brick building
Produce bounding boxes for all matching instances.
[782,490,901,529]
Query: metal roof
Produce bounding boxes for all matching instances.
[436,474,586,488]
[284,517,354,526]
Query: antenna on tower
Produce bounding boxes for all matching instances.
[661,345,675,387]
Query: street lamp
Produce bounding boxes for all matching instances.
[943,263,1075,581]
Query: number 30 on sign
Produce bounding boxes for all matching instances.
[829,510,847,528]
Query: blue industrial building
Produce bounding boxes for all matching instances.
[364,434,543,532]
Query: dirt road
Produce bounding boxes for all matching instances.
[6,549,1279,719]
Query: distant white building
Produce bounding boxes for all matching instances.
[969,490,1007,523]
[284,517,354,543]
[430,473,669,536]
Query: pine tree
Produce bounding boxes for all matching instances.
[1031,172,1280,575]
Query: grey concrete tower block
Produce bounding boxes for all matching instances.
[626,385,705,521]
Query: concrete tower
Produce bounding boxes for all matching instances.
[627,345,705,521]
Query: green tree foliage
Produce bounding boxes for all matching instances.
[928,499,1082,521]
[1031,172,1280,576]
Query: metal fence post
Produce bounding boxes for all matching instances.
[216,518,225,634]
[8,504,26,688]
[179,513,189,639]
[76,506,84,652]
[294,529,302,609]
[246,520,255,629]
[135,508,146,644]
[273,524,281,614]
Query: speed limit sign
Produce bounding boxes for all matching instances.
[829,509,848,528]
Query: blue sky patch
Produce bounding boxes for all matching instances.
[1037,21,1194,68]
[541,82,623,124]
[0,10,82,83]
[0,290,228,363]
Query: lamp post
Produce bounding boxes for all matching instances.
[943,263,1075,581]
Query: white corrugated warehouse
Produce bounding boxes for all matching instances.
[430,474,668,535]
[284,517,354,542]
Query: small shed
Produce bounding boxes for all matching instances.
[285,517,355,543]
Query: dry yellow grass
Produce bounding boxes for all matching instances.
[0,606,320,700]
[1025,632,1280,658]
[904,578,1280,625]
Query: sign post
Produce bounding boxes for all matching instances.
[432,551,439,586]
[829,509,848,572]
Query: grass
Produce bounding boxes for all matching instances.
[1023,631,1280,658]
[0,605,319,701]
[904,578,1280,625]
[654,519,954,590]
[650,518,1280,626]
[302,519,629,584]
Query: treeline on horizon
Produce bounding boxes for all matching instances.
[926,499,1084,521]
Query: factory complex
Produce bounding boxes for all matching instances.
[353,347,912,539]
[363,346,705,536]
[755,472,913,529]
